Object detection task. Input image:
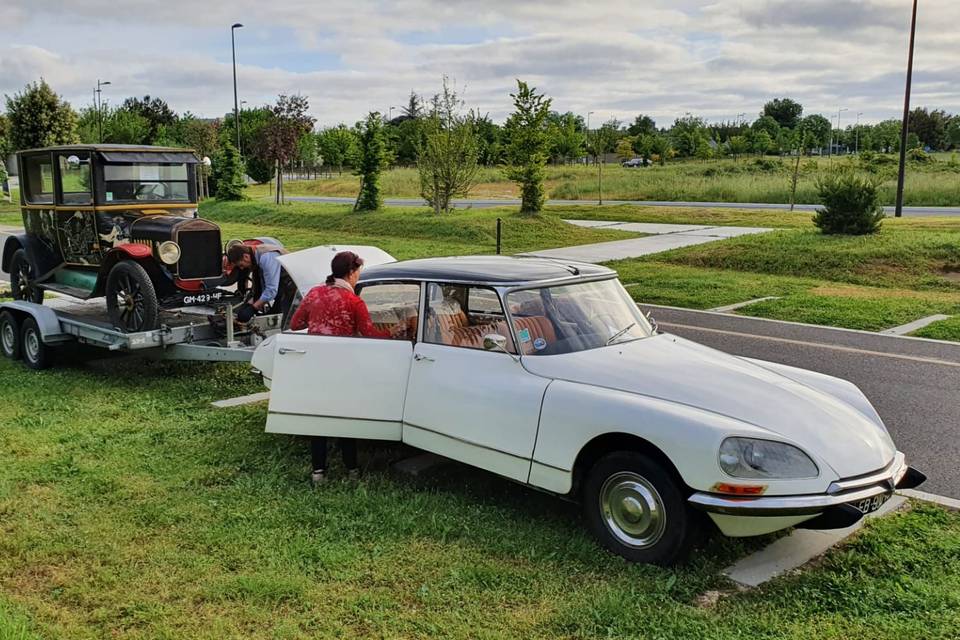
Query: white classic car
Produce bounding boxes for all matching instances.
[252,247,925,565]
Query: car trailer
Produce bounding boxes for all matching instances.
[0,297,282,370]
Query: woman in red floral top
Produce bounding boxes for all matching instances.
[292,251,401,485]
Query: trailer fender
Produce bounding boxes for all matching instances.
[0,301,69,344]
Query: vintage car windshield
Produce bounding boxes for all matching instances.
[506,278,653,356]
[102,162,190,203]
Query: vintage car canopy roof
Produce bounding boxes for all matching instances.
[361,255,614,285]
[18,144,199,162]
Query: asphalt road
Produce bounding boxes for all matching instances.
[287,196,960,216]
[640,305,960,499]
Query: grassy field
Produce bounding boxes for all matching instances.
[1,356,959,639]
[256,155,960,206]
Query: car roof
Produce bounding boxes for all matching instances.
[18,144,195,154]
[361,255,615,285]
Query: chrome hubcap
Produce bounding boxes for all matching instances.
[24,329,39,362]
[1,322,14,352]
[599,471,666,549]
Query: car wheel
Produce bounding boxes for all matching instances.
[10,249,44,304]
[0,311,21,359]
[105,261,159,332]
[20,317,53,370]
[583,451,699,566]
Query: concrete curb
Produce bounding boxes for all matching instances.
[211,392,270,408]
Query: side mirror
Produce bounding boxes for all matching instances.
[66,155,81,168]
[483,333,508,351]
[646,312,659,334]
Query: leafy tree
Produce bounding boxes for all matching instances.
[909,107,950,150]
[402,91,423,119]
[0,113,11,159]
[5,80,79,150]
[649,134,674,166]
[709,120,747,144]
[694,138,713,161]
[632,134,655,163]
[799,114,832,153]
[222,106,275,183]
[727,135,749,160]
[121,95,177,144]
[749,129,774,156]
[503,80,552,214]
[296,133,322,177]
[669,115,708,157]
[752,115,781,141]
[474,115,503,166]
[869,119,901,153]
[213,141,246,201]
[615,137,635,162]
[255,94,315,204]
[587,119,619,159]
[947,117,960,150]
[813,170,884,235]
[547,111,585,164]
[762,97,803,130]
[354,112,389,211]
[104,107,152,145]
[317,125,359,175]
[416,78,480,214]
[627,114,657,137]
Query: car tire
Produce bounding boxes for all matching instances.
[105,261,160,332]
[20,316,53,370]
[0,310,21,359]
[582,451,699,566]
[10,249,44,304]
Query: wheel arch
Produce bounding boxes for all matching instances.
[93,248,164,298]
[570,432,689,500]
[2,235,25,273]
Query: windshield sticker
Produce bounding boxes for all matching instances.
[518,328,531,343]
[105,192,113,201]
[533,337,547,351]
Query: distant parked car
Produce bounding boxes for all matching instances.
[252,249,925,566]
[621,157,650,168]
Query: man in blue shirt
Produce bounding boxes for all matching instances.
[226,242,294,322]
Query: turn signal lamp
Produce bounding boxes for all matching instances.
[712,483,767,496]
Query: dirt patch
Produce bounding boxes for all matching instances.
[811,284,960,303]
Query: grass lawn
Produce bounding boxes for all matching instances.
[0,190,20,226]
[1,357,958,639]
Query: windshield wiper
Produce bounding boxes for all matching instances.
[605,322,637,346]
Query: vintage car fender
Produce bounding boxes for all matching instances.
[251,334,277,388]
[2,233,62,281]
[528,379,841,497]
[108,243,153,259]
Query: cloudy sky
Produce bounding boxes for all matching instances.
[1,0,957,129]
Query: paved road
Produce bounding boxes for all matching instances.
[287,196,960,217]
[640,305,960,499]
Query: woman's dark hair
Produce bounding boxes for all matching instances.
[327,251,364,285]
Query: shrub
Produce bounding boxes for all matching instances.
[812,171,885,235]
[213,141,246,201]
[907,148,935,164]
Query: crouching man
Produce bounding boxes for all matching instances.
[225,242,297,322]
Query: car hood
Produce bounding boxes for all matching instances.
[277,245,396,294]
[522,334,895,478]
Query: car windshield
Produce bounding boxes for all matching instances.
[103,162,190,203]
[506,278,653,356]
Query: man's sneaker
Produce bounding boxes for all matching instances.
[311,470,326,486]
[347,468,360,480]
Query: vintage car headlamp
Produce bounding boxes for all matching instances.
[718,437,819,479]
[158,241,181,265]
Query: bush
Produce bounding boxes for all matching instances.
[907,148,935,164]
[813,171,885,235]
[213,141,247,201]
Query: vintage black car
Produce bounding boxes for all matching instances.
[2,145,227,332]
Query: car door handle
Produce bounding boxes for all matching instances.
[278,347,306,355]
[414,353,435,362]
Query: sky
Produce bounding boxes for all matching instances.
[1,0,957,129]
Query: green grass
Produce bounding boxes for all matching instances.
[911,315,960,341]
[261,156,960,206]
[0,190,20,227]
[1,357,958,638]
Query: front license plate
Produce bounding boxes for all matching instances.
[178,291,227,306]
[851,492,890,515]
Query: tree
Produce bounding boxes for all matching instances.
[669,115,708,157]
[213,141,246,201]
[799,114,832,153]
[870,119,901,153]
[627,114,657,137]
[474,115,503,166]
[354,112,389,211]
[402,91,423,119]
[5,80,79,151]
[632,134,655,163]
[909,107,950,150]
[727,135,748,160]
[416,77,480,214]
[103,107,152,145]
[121,95,178,144]
[649,134,674,165]
[0,113,11,159]
[296,133,321,178]
[548,111,585,164]
[615,138,635,162]
[317,125,359,175]
[222,106,275,183]
[751,115,781,141]
[749,129,774,156]
[947,117,960,150]
[813,171,885,235]
[503,80,552,214]
[762,98,803,130]
[255,94,315,204]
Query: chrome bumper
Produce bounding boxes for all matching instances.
[688,452,926,517]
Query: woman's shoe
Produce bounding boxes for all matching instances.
[311,470,326,486]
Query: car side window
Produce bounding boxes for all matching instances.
[22,154,55,204]
[57,154,93,205]
[358,282,421,341]
[424,283,515,353]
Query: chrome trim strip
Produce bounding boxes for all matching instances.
[826,452,904,494]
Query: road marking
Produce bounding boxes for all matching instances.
[708,296,781,313]
[661,322,960,368]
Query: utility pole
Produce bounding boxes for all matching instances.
[855,112,863,154]
[587,111,595,165]
[231,23,244,153]
[895,0,918,218]
[95,79,111,143]
[829,107,847,158]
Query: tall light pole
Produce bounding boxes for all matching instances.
[95,79,111,143]
[855,112,863,154]
[829,107,847,158]
[238,100,247,155]
[895,0,918,218]
[586,111,595,165]
[231,23,244,153]
[736,112,746,128]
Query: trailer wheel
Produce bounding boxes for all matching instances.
[10,249,45,304]
[21,317,54,370]
[0,311,21,359]
[105,261,159,332]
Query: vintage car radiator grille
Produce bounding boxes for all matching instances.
[177,229,222,279]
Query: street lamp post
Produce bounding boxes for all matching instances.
[586,111,595,165]
[95,79,111,143]
[895,0,918,218]
[829,107,848,158]
[231,23,244,154]
[855,112,863,154]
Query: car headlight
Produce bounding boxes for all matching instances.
[158,240,181,265]
[718,437,819,479]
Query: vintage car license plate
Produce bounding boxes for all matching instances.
[851,492,891,515]
[178,291,227,306]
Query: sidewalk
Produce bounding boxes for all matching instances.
[520,220,771,263]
